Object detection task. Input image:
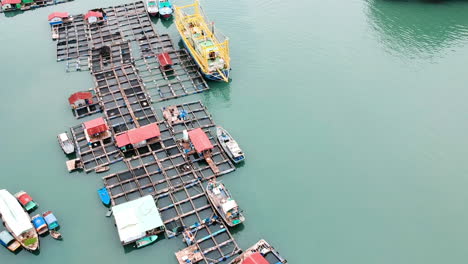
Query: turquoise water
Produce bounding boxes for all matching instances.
[2,0,468,263]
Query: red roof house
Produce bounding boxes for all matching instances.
[68,92,93,106]
[1,0,21,5]
[188,128,213,153]
[84,11,103,20]
[116,123,160,148]
[157,52,173,70]
[48,12,69,21]
[242,253,269,264]
[84,117,108,135]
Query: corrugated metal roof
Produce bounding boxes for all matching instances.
[188,128,213,153]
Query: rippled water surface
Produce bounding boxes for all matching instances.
[2,0,468,263]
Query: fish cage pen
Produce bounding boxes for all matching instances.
[72,92,102,119]
[135,50,209,102]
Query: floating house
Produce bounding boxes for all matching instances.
[1,0,21,11]
[68,91,93,109]
[83,117,110,143]
[157,52,174,72]
[48,12,71,25]
[84,10,104,24]
[116,123,160,151]
[188,128,213,155]
[112,195,165,245]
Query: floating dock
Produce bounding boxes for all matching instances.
[48,1,287,263]
[0,0,74,14]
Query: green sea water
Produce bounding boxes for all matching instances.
[2,0,468,263]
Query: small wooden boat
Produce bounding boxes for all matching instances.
[216,127,245,164]
[31,215,48,235]
[206,180,244,227]
[0,230,21,252]
[98,187,111,206]
[95,166,110,173]
[0,190,39,252]
[146,0,159,16]
[14,191,38,212]
[229,239,287,264]
[158,0,173,19]
[58,132,75,154]
[134,235,158,248]
[50,230,62,240]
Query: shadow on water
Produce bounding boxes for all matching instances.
[3,10,24,18]
[366,0,468,59]
[160,18,173,29]
[228,223,245,235]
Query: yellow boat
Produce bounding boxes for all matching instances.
[174,1,230,82]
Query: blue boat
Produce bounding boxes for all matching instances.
[158,0,173,19]
[31,215,48,235]
[98,187,111,206]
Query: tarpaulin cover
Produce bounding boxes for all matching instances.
[242,253,269,264]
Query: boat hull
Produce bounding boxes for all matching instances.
[206,183,244,227]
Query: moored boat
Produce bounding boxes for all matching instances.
[31,215,48,235]
[134,235,158,248]
[216,126,245,164]
[50,230,62,240]
[43,211,60,230]
[206,180,244,227]
[146,0,158,16]
[98,187,111,206]
[158,0,173,19]
[58,132,75,154]
[14,191,38,212]
[0,189,39,251]
[174,1,230,82]
[95,166,110,173]
[228,239,287,264]
[0,230,21,252]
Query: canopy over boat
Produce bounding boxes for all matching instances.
[221,199,238,214]
[0,230,14,246]
[0,190,35,237]
[242,252,269,264]
[17,192,33,206]
[32,216,46,229]
[112,196,164,245]
[44,212,58,226]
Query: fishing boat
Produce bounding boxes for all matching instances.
[158,0,173,19]
[43,211,62,240]
[174,1,231,82]
[229,239,287,264]
[134,235,158,248]
[95,166,110,173]
[58,132,75,154]
[146,0,159,16]
[98,187,111,206]
[14,191,38,212]
[216,127,245,164]
[206,180,244,227]
[31,215,48,235]
[50,230,62,240]
[0,230,21,252]
[0,189,39,251]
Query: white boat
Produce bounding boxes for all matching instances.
[58,132,75,154]
[0,189,39,251]
[158,0,173,19]
[146,0,159,16]
[206,180,245,227]
[216,127,245,164]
